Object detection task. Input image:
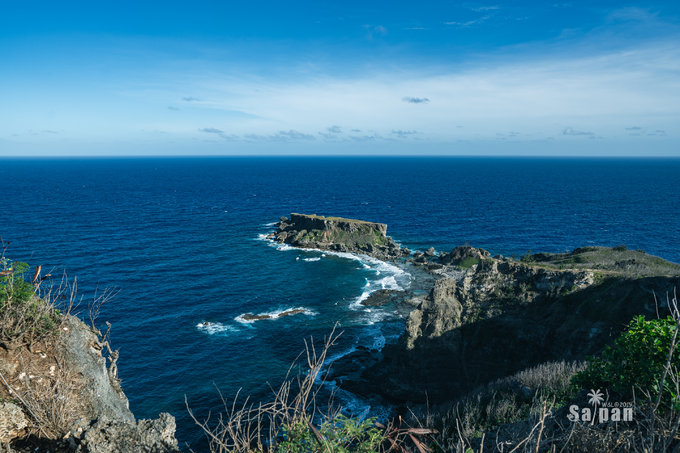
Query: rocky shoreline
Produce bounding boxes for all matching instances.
[268,213,680,410]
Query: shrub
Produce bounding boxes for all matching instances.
[0,255,61,346]
[572,314,680,411]
[275,415,384,453]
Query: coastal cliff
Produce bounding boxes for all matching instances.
[332,245,680,403]
[0,314,179,452]
[269,213,409,260]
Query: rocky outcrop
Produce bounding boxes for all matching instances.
[60,316,134,423]
[0,402,28,443]
[71,413,178,453]
[334,246,680,404]
[0,316,179,452]
[270,213,408,260]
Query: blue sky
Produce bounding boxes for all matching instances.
[1,1,679,156]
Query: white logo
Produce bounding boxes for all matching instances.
[568,389,633,423]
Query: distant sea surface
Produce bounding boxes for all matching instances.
[1,157,679,447]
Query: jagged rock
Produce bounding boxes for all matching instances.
[439,246,490,265]
[0,402,28,443]
[361,289,405,306]
[74,413,179,453]
[241,309,306,321]
[424,247,437,257]
[61,317,134,423]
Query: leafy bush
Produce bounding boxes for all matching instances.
[572,315,680,411]
[276,415,384,453]
[0,259,35,306]
[0,254,60,346]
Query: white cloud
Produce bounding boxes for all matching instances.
[188,42,679,143]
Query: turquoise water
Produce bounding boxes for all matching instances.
[1,156,678,448]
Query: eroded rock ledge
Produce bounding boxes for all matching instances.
[269,213,409,260]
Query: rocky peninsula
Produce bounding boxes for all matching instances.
[267,213,680,410]
[332,243,680,406]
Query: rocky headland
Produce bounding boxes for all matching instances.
[330,242,680,406]
[263,213,680,407]
[268,213,409,260]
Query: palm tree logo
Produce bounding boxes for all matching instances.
[587,389,605,424]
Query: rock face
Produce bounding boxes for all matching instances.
[335,246,680,404]
[60,316,134,423]
[272,213,408,260]
[73,413,178,453]
[0,316,179,452]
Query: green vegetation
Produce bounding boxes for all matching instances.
[458,257,480,269]
[0,254,61,346]
[573,315,680,411]
[189,328,436,453]
[276,416,384,453]
[525,246,680,277]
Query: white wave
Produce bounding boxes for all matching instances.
[235,306,317,324]
[253,230,412,324]
[263,221,278,227]
[196,322,239,336]
[350,291,372,309]
[359,310,397,325]
[377,276,401,290]
[303,257,321,262]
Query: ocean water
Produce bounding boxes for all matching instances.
[1,156,679,448]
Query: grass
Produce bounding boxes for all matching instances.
[458,257,480,269]
[524,246,680,277]
[290,213,383,226]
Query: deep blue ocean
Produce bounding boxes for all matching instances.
[1,157,679,448]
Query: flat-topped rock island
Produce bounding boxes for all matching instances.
[267,213,409,260]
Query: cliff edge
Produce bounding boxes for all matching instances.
[333,245,680,404]
[0,314,179,452]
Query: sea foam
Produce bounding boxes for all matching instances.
[234,306,317,324]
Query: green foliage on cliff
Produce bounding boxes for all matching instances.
[0,256,60,345]
[0,259,34,305]
[573,315,680,411]
[275,416,384,453]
